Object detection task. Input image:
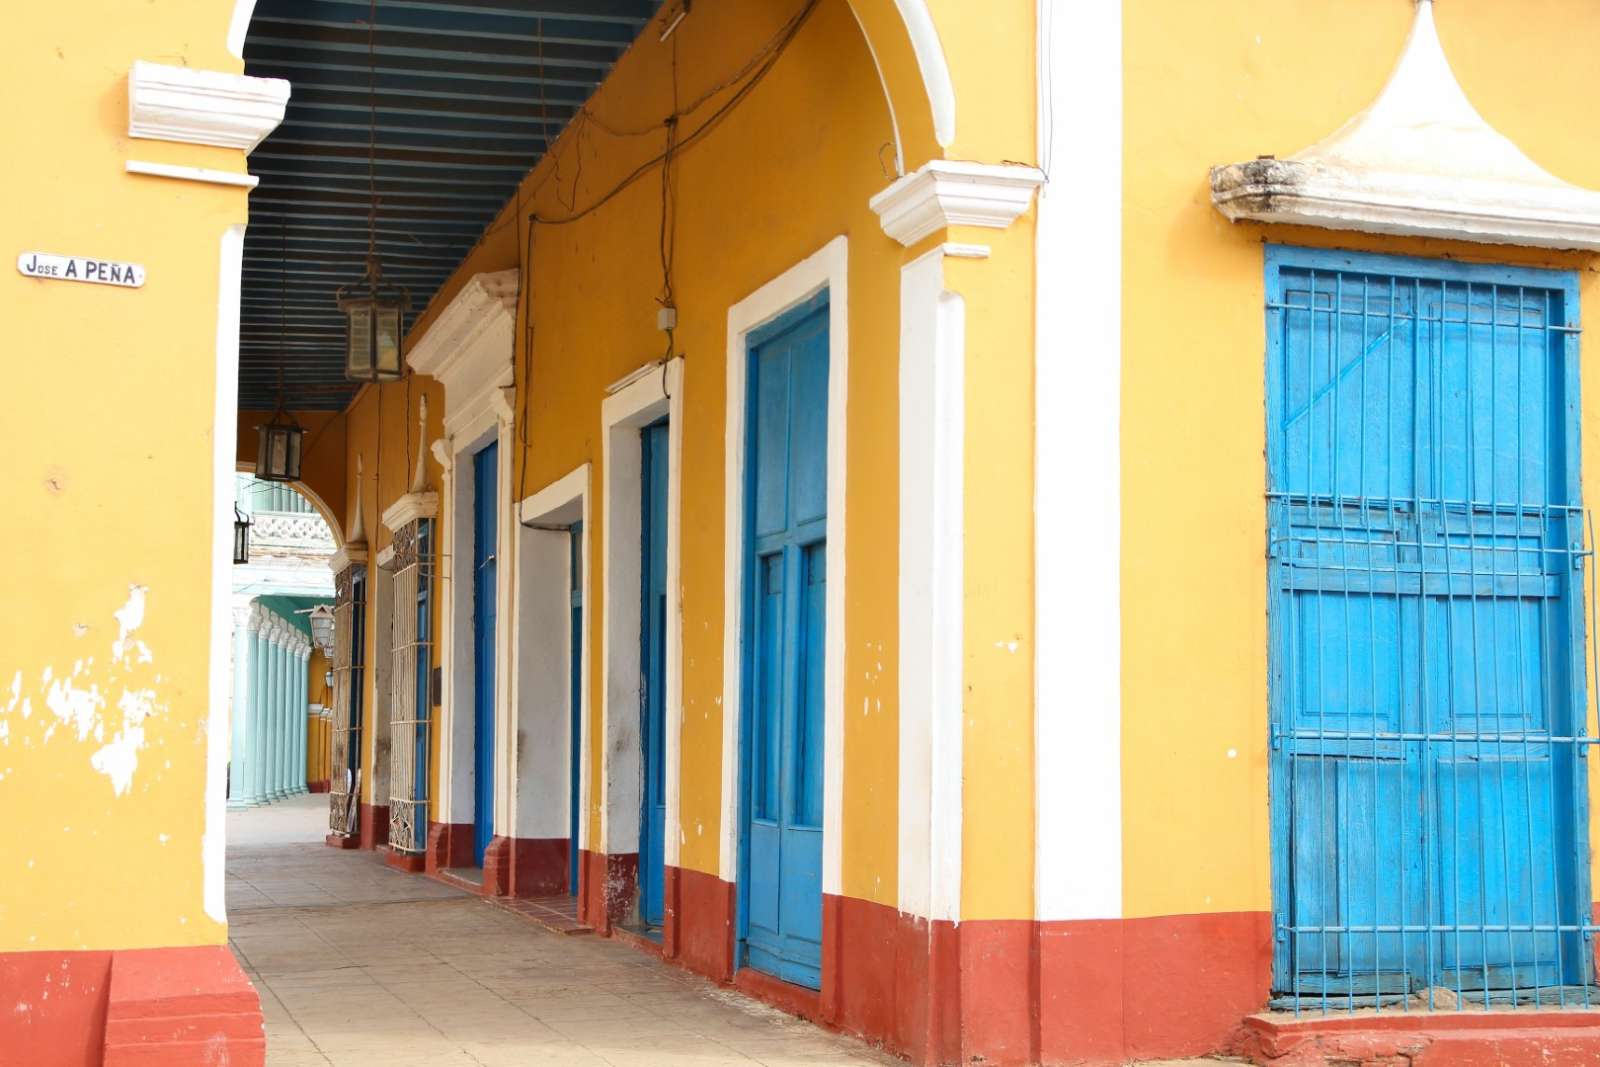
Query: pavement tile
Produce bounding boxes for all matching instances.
[229,794,897,1067]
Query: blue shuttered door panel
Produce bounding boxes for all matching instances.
[741,296,829,989]
[1266,246,1589,1008]
[472,442,499,868]
[640,422,670,927]
[570,521,584,897]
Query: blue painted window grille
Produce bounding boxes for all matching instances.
[1265,246,1596,1013]
[388,516,434,854]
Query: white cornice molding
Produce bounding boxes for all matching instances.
[328,543,368,576]
[1210,0,1600,251]
[382,491,440,532]
[870,161,1046,247]
[407,270,519,440]
[128,60,289,153]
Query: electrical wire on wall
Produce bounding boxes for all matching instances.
[508,0,820,504]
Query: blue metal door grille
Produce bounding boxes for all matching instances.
[1265,246,1595,1014]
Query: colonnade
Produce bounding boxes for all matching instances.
[227,601,312,807]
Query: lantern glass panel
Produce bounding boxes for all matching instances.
[375,302,403,378]
[256,422,304,482]
[233,519,250,565]
[346,301,373,380]
[254,425,272,480]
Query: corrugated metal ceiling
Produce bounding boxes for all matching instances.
[240,0,659,410]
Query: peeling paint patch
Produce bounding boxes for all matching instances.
[4,585,166,795]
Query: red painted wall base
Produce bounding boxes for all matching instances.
[385,847,426,873]
[358,802,389,850]
[578,849,638,934]
[664,865,733,979]
[593,865,1275,1066]
[425,821,475,874]
[324,832,360,850]
[483,836,570,899]
[0,945,262,1067]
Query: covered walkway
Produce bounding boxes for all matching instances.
[227,796,899,1066]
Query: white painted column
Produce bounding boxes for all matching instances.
[262,621,278,802]
[267,622,287,800]
[1035,0,1124,923]
[227,604,257,809]
[292,636,309,794]
[278,629,295,797]
[897,246,966,926]
[247,606,270,804]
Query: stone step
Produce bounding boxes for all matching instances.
[1242,1008,1600,1065]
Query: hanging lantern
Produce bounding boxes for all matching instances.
[232,504,252,565]
[308,604,336,653]
[339,0,409,385]
[258,232,306,482]
[337,256,409,383]
[255,408,305,482]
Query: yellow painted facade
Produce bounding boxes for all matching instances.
[0,0,249,952]
[411,0,911,898]
[1122,0,1600,921]
[337,381,448,810]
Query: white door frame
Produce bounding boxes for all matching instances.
[718,236,848,900]
[404,269,519,844]
[599,358,684,868]
[512,465,592,855]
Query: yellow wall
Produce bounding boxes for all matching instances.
[1122,0,1600,920]
[947,222,1038,921]
[0,2,250,950]
[397,0,913,901]
[308,647,331,707]
[236,410,350,540]
[338,379,447,811]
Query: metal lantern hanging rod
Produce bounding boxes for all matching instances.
[257,222,309,483]
[339,0,409,385]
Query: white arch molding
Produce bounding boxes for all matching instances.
[232,460,348,551]
[228,0,258,60]
[886,0,955,148]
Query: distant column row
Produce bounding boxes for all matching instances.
[228,602,311,808]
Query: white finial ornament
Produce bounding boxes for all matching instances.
[1210,0,1600,250]
[409,394,429,495]
[348,453,367,545]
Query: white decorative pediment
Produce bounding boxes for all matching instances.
[382,395,440,532]
[1211,0,1600,251]
[407,269,519,441]
[870,161,1045,247]
[328,543,367,576]
[381,491,439,533]
[127,61,289,153]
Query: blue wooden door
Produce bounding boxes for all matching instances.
[472,441,498,868]
[569,521,584,896]
[1267,247,1587,1006]
[740,297,829,989]
[639,422,669,927]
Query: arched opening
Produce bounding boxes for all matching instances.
[216,0,956,1062]
[222,472,336,815]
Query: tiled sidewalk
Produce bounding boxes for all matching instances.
[227,795,900,1067]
